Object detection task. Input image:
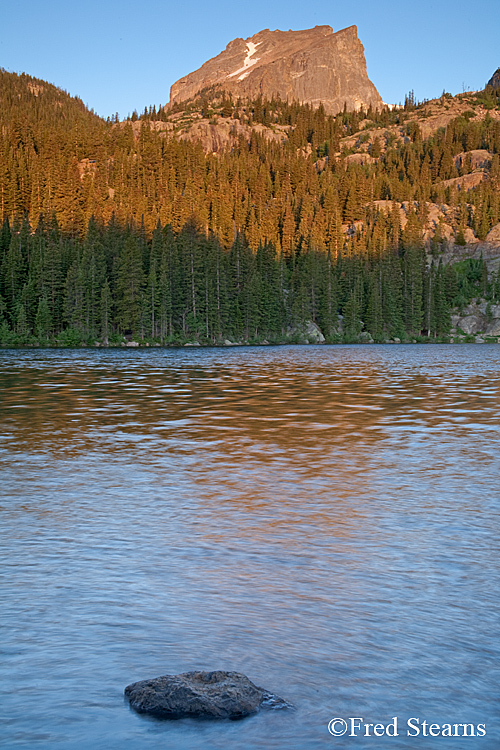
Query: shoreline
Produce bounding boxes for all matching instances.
[2,338,500,350]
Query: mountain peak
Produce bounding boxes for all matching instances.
[487,68,500,89]
[168,25,382,115]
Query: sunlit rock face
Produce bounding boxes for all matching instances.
[168,25,383,115]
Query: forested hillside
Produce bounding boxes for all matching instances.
[1,69,500,345]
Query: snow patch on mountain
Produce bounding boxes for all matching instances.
[227,42,262,81]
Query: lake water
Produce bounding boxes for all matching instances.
[1,345,499,749]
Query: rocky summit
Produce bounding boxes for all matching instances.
[487,68,500,89]
[168,25,383,115]
[124,670,293,719]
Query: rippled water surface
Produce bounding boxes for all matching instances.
[1,345,499,749]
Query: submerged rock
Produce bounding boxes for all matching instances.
[124,670,292,719]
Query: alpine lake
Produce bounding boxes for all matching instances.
[1,343,499,749]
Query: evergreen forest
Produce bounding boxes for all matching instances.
[1,68,500,346]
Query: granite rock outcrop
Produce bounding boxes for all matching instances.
[451,301,500,337]
[168,25,383,115]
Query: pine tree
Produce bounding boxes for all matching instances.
[2,219,28,322]
[115,228,145,333]
[15,301,29,339]
[365,269,384,338]
[35,295,52,340]
[403,247,424,335]
[100,279,112,340]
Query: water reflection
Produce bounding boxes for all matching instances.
[1,345,500,749]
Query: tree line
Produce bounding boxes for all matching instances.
[1,213,499,346]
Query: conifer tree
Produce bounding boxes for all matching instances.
[365,269,384,338]
[115,228,145,334]
[100,279,112,340]
[35,295,52,340]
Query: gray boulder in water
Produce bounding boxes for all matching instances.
[124,670,292,719]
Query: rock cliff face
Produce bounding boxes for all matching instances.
[168,25,383,115]
[487,68,500,89]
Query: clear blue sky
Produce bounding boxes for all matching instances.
[1,0,498,119]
